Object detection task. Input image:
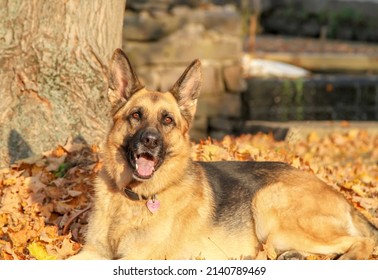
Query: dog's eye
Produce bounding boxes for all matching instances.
[131,112,141,120]
[163,116,173,125]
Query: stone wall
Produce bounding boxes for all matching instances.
[244,75,378,121]
[258,0,378,42]
[208,0,378,42]
[122,0,378,142]
[213,74,378,140]
[122,1,245,140]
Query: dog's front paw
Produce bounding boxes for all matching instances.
[277,250,306,260]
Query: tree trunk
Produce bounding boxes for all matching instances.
[0,0,126,165]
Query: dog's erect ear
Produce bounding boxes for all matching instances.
[170,59,202,125]
[108,48,144,108]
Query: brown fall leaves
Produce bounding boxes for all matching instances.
[0,142,99,260]
[1,129,377,260]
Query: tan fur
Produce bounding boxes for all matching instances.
[69,49,377,260]
[252,170,375,259]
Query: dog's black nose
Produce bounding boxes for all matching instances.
[141,128,161,149]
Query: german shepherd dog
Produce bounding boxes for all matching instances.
[69,49,378,260]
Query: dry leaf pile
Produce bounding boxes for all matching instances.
[0,141,100,260]
[1,129,377,260]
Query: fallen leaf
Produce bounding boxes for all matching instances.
[28,242,57,260]
[1,131,377,260]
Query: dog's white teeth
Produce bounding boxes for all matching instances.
[136,163,139,169]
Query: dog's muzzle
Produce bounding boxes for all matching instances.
[126,127,164,181]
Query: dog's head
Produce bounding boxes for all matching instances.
[103,49,202,193]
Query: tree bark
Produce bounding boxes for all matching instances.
[0,0,126,164]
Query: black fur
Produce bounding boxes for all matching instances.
[198,161,293,227]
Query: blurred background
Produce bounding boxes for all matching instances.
[122,0,378,141]
[1,0,378,164]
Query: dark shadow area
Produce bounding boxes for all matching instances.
[7,129,34,163]
[237,122,289,141]
[72,135,89,146]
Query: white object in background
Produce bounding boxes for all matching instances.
[242,54,310,79]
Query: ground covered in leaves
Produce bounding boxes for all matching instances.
[0,129,377,260]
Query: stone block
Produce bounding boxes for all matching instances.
[218,92,242,118]
[172,4,242,37]
[201,61,225,96]
[136,66,161,90]
[158,66,187,92]
[151,62,225,96]
[123,10,182,41]
[124,4,242,41]
[123,23,242,65]
[190,115,208,141]
[196,95,221,118]
[208,117,235,132]
[127,0,203,11]
[222,61,246,92]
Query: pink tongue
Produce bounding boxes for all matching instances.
[136,156,155,177]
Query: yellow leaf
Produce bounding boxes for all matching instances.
[291,157,301,169]
[28,242,56,260]
[2,177,17,186]
[352,184,367,197]
[347,129,359,139]
[0,214,8,227]
[307,131,319,143]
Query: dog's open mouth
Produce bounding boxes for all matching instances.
[133,152,158,180]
